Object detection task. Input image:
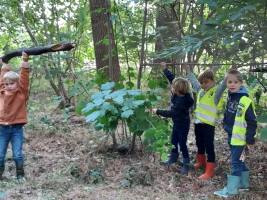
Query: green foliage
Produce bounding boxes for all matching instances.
[80,70,173,157]
[256,114,267,123]
[260,126,267,142]
[143,117,174,159]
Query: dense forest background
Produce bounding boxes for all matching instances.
[0,0,267,199]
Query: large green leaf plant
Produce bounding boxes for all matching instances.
[79,70,173,160]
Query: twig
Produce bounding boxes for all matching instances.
[213,154,231,175]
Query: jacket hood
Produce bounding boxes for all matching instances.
[228,85,249,96]
[184,93,194,108]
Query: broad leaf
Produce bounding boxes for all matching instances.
[260,126,267,142]
[256,114,267,123]
[121,110,134,118]
[133,100,145,107]
[149,94,157,102]
[144,128,155,140]
[137,120,150,131]
[128,89,141,96]
[148,80,157,89]
[160,152,168,161]
[101,82,115,90]
[82,103,95,113]
[230,10,244,21]
[86,111,104,122]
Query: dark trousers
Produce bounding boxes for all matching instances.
[171,123,190,158]
[195,123,215,162]
[227,137,249,176]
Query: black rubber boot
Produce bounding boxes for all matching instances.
[160,152,179,165]
[16,165,25,183]
[0,166,4,180]
[181,157,190,174]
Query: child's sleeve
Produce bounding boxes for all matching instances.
[156,94,194,117]
[245,104,257,145]
[163,68,175,83]
[187,73,201,93]
[214,79,227,105]
[19,62,30,100]
[0,64,11,91]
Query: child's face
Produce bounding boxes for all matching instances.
[4,79,18,93]
[199,78,215,91]
[226,74,242,93]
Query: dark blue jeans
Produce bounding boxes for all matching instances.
[195,123,215,162]
[171,123,190,159]
[228,137,249,176]
[0,124,24,166]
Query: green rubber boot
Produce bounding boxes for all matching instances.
[0,166,4,180]
[214,175,241,197]
[238,171,250,191]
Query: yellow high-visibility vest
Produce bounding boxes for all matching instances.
[195,88,223,126]
[231,96,255,146]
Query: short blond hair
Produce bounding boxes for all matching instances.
[3,71,20,82]
[226,69,243,82]
[172,77,191,95]
[198,69,215,82]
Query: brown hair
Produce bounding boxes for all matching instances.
[172,77,191,95]
[198,69,215,82]
[225,69,243,82]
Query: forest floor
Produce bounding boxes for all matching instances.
[0,108,267,200]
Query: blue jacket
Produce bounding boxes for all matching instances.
[223,86,257,145]
[156,68,194,126]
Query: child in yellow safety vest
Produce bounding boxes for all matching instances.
[182,64,226,179]
[214,69,257,197]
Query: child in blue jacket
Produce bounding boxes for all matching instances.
[214,69,257,197]
[152,62,194,174]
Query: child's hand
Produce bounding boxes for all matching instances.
[0,59,8,66]
[152,109,157,114]
[160,62,167,70]
[248,143,255,148]
[230,62,238,70]
[22,52,29,62]
[181,63,191,72]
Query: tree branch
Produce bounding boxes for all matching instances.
[0,43,76,63]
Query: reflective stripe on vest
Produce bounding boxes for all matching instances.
[234,120,247,128]
[195,111,217,123]
[198,103,220,115]
[232,133,246,140]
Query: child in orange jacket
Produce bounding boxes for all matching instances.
[0,52,30,183]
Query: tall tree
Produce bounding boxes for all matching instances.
[89,0,121,82]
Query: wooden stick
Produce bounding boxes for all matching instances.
[0,43,76,63]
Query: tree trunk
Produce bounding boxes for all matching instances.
[89,0,121,83]
[152,6,175,76]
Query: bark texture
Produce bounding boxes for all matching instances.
[89,0,121,83]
